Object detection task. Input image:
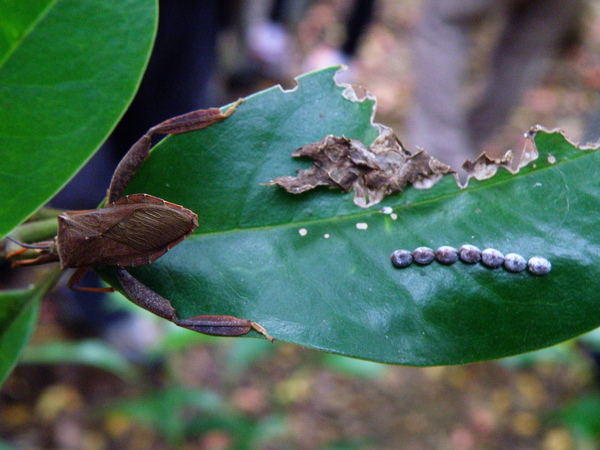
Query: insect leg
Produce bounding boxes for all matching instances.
[68,267,115,293]
[9,252,59,267]
[5,237,58,266]
[106,99,244,203]
[147,98,244,135]
[176,316,273,342]
[115,268,272,341]
[6,246,32,260]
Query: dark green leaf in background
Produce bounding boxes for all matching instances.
[0,0,157,237]
[0,267,59,386]
[103,67,600,365]
[0,294,40,387]
[21,339,136,382]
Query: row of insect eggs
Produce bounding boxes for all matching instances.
[391,245,551,276]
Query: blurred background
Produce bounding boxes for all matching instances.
[2,0,600,448]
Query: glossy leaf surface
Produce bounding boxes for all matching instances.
[0,0,55,65]
[0,0,157,237]
[109,68,600,365]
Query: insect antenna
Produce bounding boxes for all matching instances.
[6,236,53,250]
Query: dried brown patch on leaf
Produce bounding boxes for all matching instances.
[269,125,453,207]
[456,126,550,187]
[461,151,514,182]
[459,126,543,188]
[460,124,600,187]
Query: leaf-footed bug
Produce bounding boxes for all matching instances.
[6,99,273,341]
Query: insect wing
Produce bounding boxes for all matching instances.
[103,205,195,255]
[57,194,198,268]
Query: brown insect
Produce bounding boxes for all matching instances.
[7,99,273,341]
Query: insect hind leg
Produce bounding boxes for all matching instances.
[68,267,114,293]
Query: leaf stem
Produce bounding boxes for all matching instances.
[8,217,58,244]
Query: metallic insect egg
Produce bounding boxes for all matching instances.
[504,253,527,273]
[391,243,552,276]
[528,256,551,276]
[413,246,435,265]
[459,244,481,264]
[481,248,504,269]
[435,246,458,265]
[391,249,413,268]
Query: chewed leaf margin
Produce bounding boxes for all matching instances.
[272,69,600,206]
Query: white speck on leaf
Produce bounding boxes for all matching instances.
[299,228,308,236]
[356,222,368,230]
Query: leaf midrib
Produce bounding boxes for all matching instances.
[189,145,597,239]
[0,0,58,69]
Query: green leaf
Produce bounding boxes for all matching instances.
[0,267,59,386]
[0,0,55,66]
[21,339,137,381]
[0,0,157,237]
[106,67,600,365]
[107,387,233,444]
[0,296,39,387]
[561,392,600,441]
[322,354,388,379]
